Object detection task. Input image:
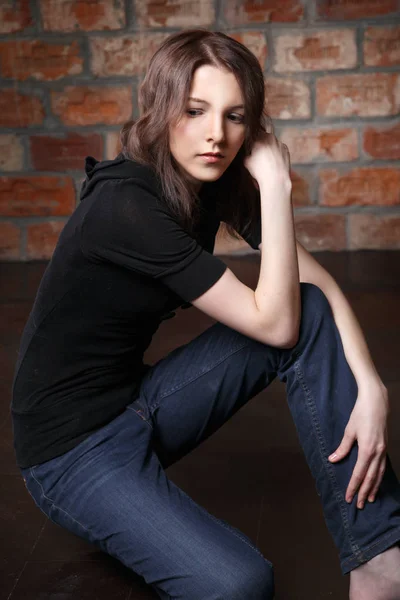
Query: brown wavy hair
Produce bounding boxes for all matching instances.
[120,28,270,241]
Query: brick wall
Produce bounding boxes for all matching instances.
[0,0,399,260]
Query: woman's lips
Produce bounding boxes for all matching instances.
[199,154,223,163]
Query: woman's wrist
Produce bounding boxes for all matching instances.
[258,177,292,200]
[357,375,389,408]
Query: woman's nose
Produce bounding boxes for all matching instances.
[207,116,225,142]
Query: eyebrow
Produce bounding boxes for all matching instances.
[188,97,244,110]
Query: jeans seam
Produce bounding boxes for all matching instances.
[126,401,154,430]
[341,527,400,568]
[149,340,250,413]
[30,467,93,537]
[293,359,363,561]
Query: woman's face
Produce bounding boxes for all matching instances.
[169,65,246,192]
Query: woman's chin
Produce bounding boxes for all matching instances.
[193,165,228,182]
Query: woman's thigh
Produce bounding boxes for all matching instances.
[22,407,274,600]
[130,320,283,469]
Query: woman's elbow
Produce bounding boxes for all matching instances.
[276,319,300,349]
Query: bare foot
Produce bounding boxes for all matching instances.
[349,545,400,600]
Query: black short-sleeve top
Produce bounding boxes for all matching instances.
[11,154,260,468]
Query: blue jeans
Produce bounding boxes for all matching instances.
[21,283,400,599]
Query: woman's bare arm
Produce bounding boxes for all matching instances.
[191,182,300,349]
[192,127,300,348]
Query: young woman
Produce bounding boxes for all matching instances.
[12,29,400,600]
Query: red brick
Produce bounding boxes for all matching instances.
[0,0,31,34]
[317,0,399,20]
[319,167,400,207]
[105,132,121,160]
[135,0,215,27]
[30,133,103,171]
[0,90,45,128]
[266,78,311,119]
[316,73,400,117]
[40,0,125,31]
[90,34,169,77]
[274,30,356,72]
[281,127,358,163]
[0,135,24,171]
[51,86,133,126]
[225,0,304,25]
[290,170,312,206]
[0,222,21,260]
[364,26,400,67]
[228,32,268,69]
[363,123,400,160]
[0,176,75,217]
[26,221,66,260]
[0,40,83,81]
[294,214,346,251]
[349,214,400,250]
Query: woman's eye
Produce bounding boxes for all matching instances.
[186,109,244,123]
[229,114,245,123]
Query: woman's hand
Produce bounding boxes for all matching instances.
[328,381,390,509]
[244,122,291,191]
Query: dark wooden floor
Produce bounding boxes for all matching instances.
[1,251,400,600]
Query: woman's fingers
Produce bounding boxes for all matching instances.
[367,455,387,503]
[346,452,372,504]
[354,453,382,508]
[346,447,387,508]
[263,115,274,134]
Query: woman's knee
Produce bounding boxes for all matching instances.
[293,283,334,347]
[301,281,330,305]
[212,555,275,600]
[300,282,332,319]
